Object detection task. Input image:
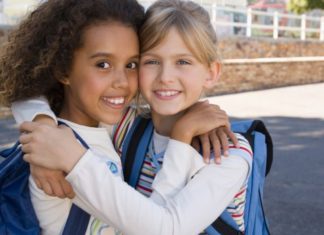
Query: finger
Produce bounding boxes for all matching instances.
[210,131,221,164]
[23,153,32,163]
[48,179,67,199]
[21,143,32,154]
[217,128,230,156]
[191,137,200,152]
[58,124,71,131]
[19,133,32,144]
[40,181,54,197]
[19,121,39,133]
[61,180,75,199]
[34,178,43,190]
[223,127,239,147]
[200,134,210,163]
[228,130,239,147]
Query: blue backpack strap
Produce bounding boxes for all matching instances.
[232,120,272,235]
[206,120,273,235]
[231,120,273,176]
[122,116,154,187]
[61,204,91,235]
[57,121,91,235]
[0,143,40,235]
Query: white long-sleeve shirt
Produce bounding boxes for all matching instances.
[12,99,250,235]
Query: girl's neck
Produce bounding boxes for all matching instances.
[59,103,98,127]
[151,110,185,137]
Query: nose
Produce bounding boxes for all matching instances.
[158,63,174,84]
[112,69,129,89]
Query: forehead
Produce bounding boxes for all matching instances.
[145,27,192,55]
[161,27,185,45]
[80,22,139,57]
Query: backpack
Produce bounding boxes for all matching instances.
[0,121,91,235]
[121,117,273,235]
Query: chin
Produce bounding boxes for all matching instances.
[154,108,181,116]
[100,115,122,125]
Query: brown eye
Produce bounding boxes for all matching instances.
[127,62,138,69]
[97,62,110,69]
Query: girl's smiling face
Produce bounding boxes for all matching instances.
[139,27,218,117]
[60,22,139,126]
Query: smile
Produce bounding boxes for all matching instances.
[154,90,180,97]
[102,97,125,105]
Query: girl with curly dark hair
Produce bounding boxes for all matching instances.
[0,0,144,116]
[2,0,247,235]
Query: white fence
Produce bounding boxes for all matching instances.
[140,1,324,42]
[210,5,324,41]
[1,1,323,41]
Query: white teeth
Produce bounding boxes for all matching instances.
[103,97,125,105]
[157,91,179,97]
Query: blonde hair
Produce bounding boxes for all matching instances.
[140,0,220,65]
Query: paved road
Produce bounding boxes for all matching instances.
[208,83,324,235]
[1,83,324,234]
[0,117,19,148]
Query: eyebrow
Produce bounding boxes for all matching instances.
[89,52,112,59]
[141,52,195,58]
[90,52,139,60]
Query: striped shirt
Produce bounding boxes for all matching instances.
[113,108,253,232]
[136,131,253,232]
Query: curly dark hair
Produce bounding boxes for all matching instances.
[0,0,144,114]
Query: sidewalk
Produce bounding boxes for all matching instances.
[207,83,324,119]
[207,83,324,235]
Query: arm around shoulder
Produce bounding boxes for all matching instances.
[11,96,57,124]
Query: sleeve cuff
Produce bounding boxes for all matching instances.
[66,150,93,181]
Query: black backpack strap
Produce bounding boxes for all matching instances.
[208,218,244,235]
[247,120,273,176]
[122,116,153,186]
[57,121,91,234]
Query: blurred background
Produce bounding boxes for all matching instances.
[0,1,323,234]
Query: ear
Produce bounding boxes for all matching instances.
[203,61,221,89]
[58,77,70,85]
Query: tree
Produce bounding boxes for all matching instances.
[288,0,324,14]
[247,0,258,4]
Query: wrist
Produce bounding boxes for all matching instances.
[170,129,193,144]
[62,146,87,173]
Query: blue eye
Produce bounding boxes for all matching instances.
[127,62,138,69]
[144,60,160,65]
[177,60,190,65]
[97,62,110,69]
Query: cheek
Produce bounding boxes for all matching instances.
[85,79,101,90]
[139,68,154,89]
[78,78,106,98]
[128,74,139,94]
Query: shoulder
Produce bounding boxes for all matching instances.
[233,133,253,156]
[226,133,253,168]
[112,106,138,154]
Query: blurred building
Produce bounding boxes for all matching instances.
[213,0,247,7]
[140,0,248,9]
[0,0,39,24]
[249,0,287,13]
